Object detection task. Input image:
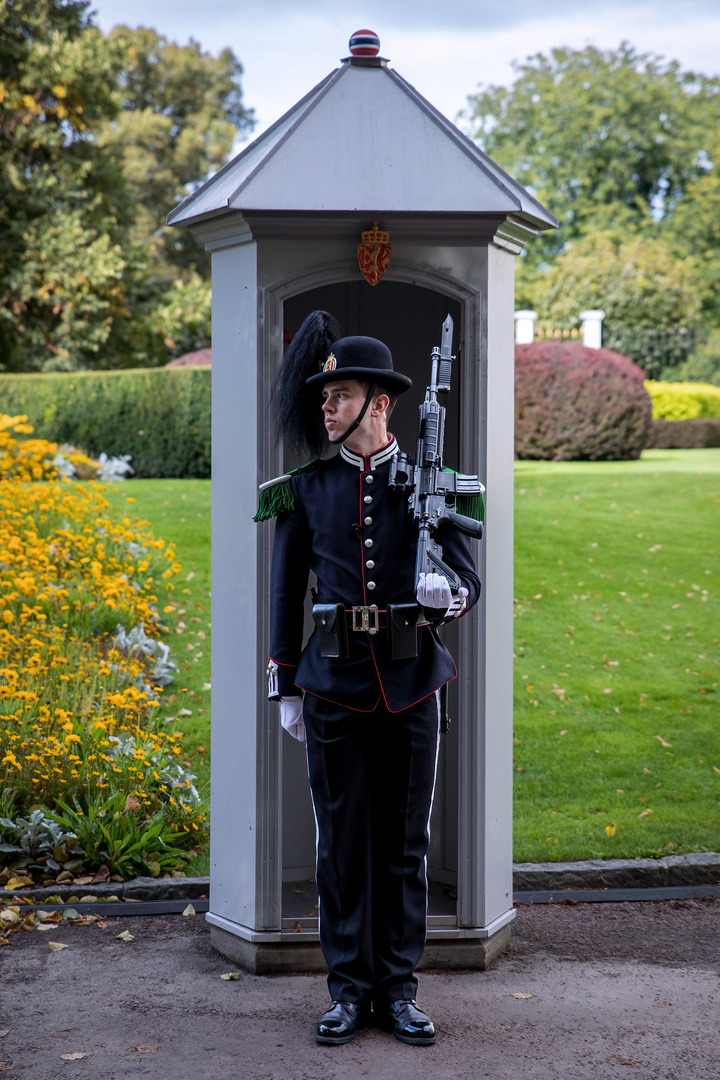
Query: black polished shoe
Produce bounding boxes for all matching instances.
[379,999,436,1045]
[316,1000,368,1045]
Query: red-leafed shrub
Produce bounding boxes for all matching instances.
[515,342,653,461]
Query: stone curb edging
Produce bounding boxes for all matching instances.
[2,853,720,905]
[512,852,720,891]
[0,876,210,904]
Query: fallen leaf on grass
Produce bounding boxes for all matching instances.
[116,930,134,942]
[182,904,195,917]
[48,941,68,951]
[510,992,533,999]
[124,795,141,813]
[61,1053,86,1061]
[132,1046,161,1053]
[638,809,652,819]
[605,824,616,837]
[559,730,568,736]
[220,972,242,981]
[655,735,671,748]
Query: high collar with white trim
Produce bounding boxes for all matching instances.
[339,435,399,472]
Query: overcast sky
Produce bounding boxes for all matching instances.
[90,0,720,140]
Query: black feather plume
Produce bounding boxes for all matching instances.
[272,310,342,457]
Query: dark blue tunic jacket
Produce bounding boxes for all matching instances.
[266,438,481,713]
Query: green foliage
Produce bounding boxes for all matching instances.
[0,367,211,477]
[513,451,720,861]
[662,127,720,327]
[0,4,253,373]
[668,330,720,386]
[0,809,83,875]
[645,380,720,420]
[464,43,720,264]
[530,234,702,376]
[49,793,191,878]
[515,341,653,460]
[0,0,128,371]
[100,25,253,276]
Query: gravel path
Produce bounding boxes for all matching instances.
[2,897,718,1080]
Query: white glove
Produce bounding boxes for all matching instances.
[416,572,468,617]
[279,696,305,742]
[416,572,464,608]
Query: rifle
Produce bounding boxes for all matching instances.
[388,315,484,597]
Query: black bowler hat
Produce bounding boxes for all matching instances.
[305,336,412,394]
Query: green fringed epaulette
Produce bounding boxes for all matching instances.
[253,461,320,522]
[443,468,486,524]
[456,492,485,523]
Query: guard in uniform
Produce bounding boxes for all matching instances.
[255,311,482,1046]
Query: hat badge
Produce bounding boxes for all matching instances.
[323,353,337,372]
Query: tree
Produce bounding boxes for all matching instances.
[0,5,254,371]
[662,126,720,327]
[464,43,720,261]
[530,233,701,377]
[99,26,254,276]
[0,0,128,370]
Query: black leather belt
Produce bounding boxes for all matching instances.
[344,605,429,632]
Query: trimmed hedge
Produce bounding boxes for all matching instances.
[645,380,720,421]
[515,342,652,461]
[646,418,720,449]
[0,367,211,478]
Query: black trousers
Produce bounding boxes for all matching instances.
[303,690,440,1008]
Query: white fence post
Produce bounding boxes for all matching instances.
[579,310,605,349]
[514,310,537,344]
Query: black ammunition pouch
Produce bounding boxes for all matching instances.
[312,603,349,659]
[387,603,420,661]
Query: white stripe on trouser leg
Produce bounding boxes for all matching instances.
[424,689,443,925]
[304,719,321,941]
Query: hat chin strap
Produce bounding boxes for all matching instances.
[332,382,377,445]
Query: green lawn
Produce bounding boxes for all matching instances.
[102,479,211,790]
[513,449,719,861]
[101,450,720,864]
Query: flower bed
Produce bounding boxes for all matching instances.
[0,416,205,919]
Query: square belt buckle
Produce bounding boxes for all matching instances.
[352,605,379,634]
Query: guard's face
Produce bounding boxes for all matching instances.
[321,380,367,442]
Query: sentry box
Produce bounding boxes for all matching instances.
[168,31,556,973]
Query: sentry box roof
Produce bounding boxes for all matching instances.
[167,47,557,232]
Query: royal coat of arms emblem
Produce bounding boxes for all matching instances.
[357,222,392,286]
